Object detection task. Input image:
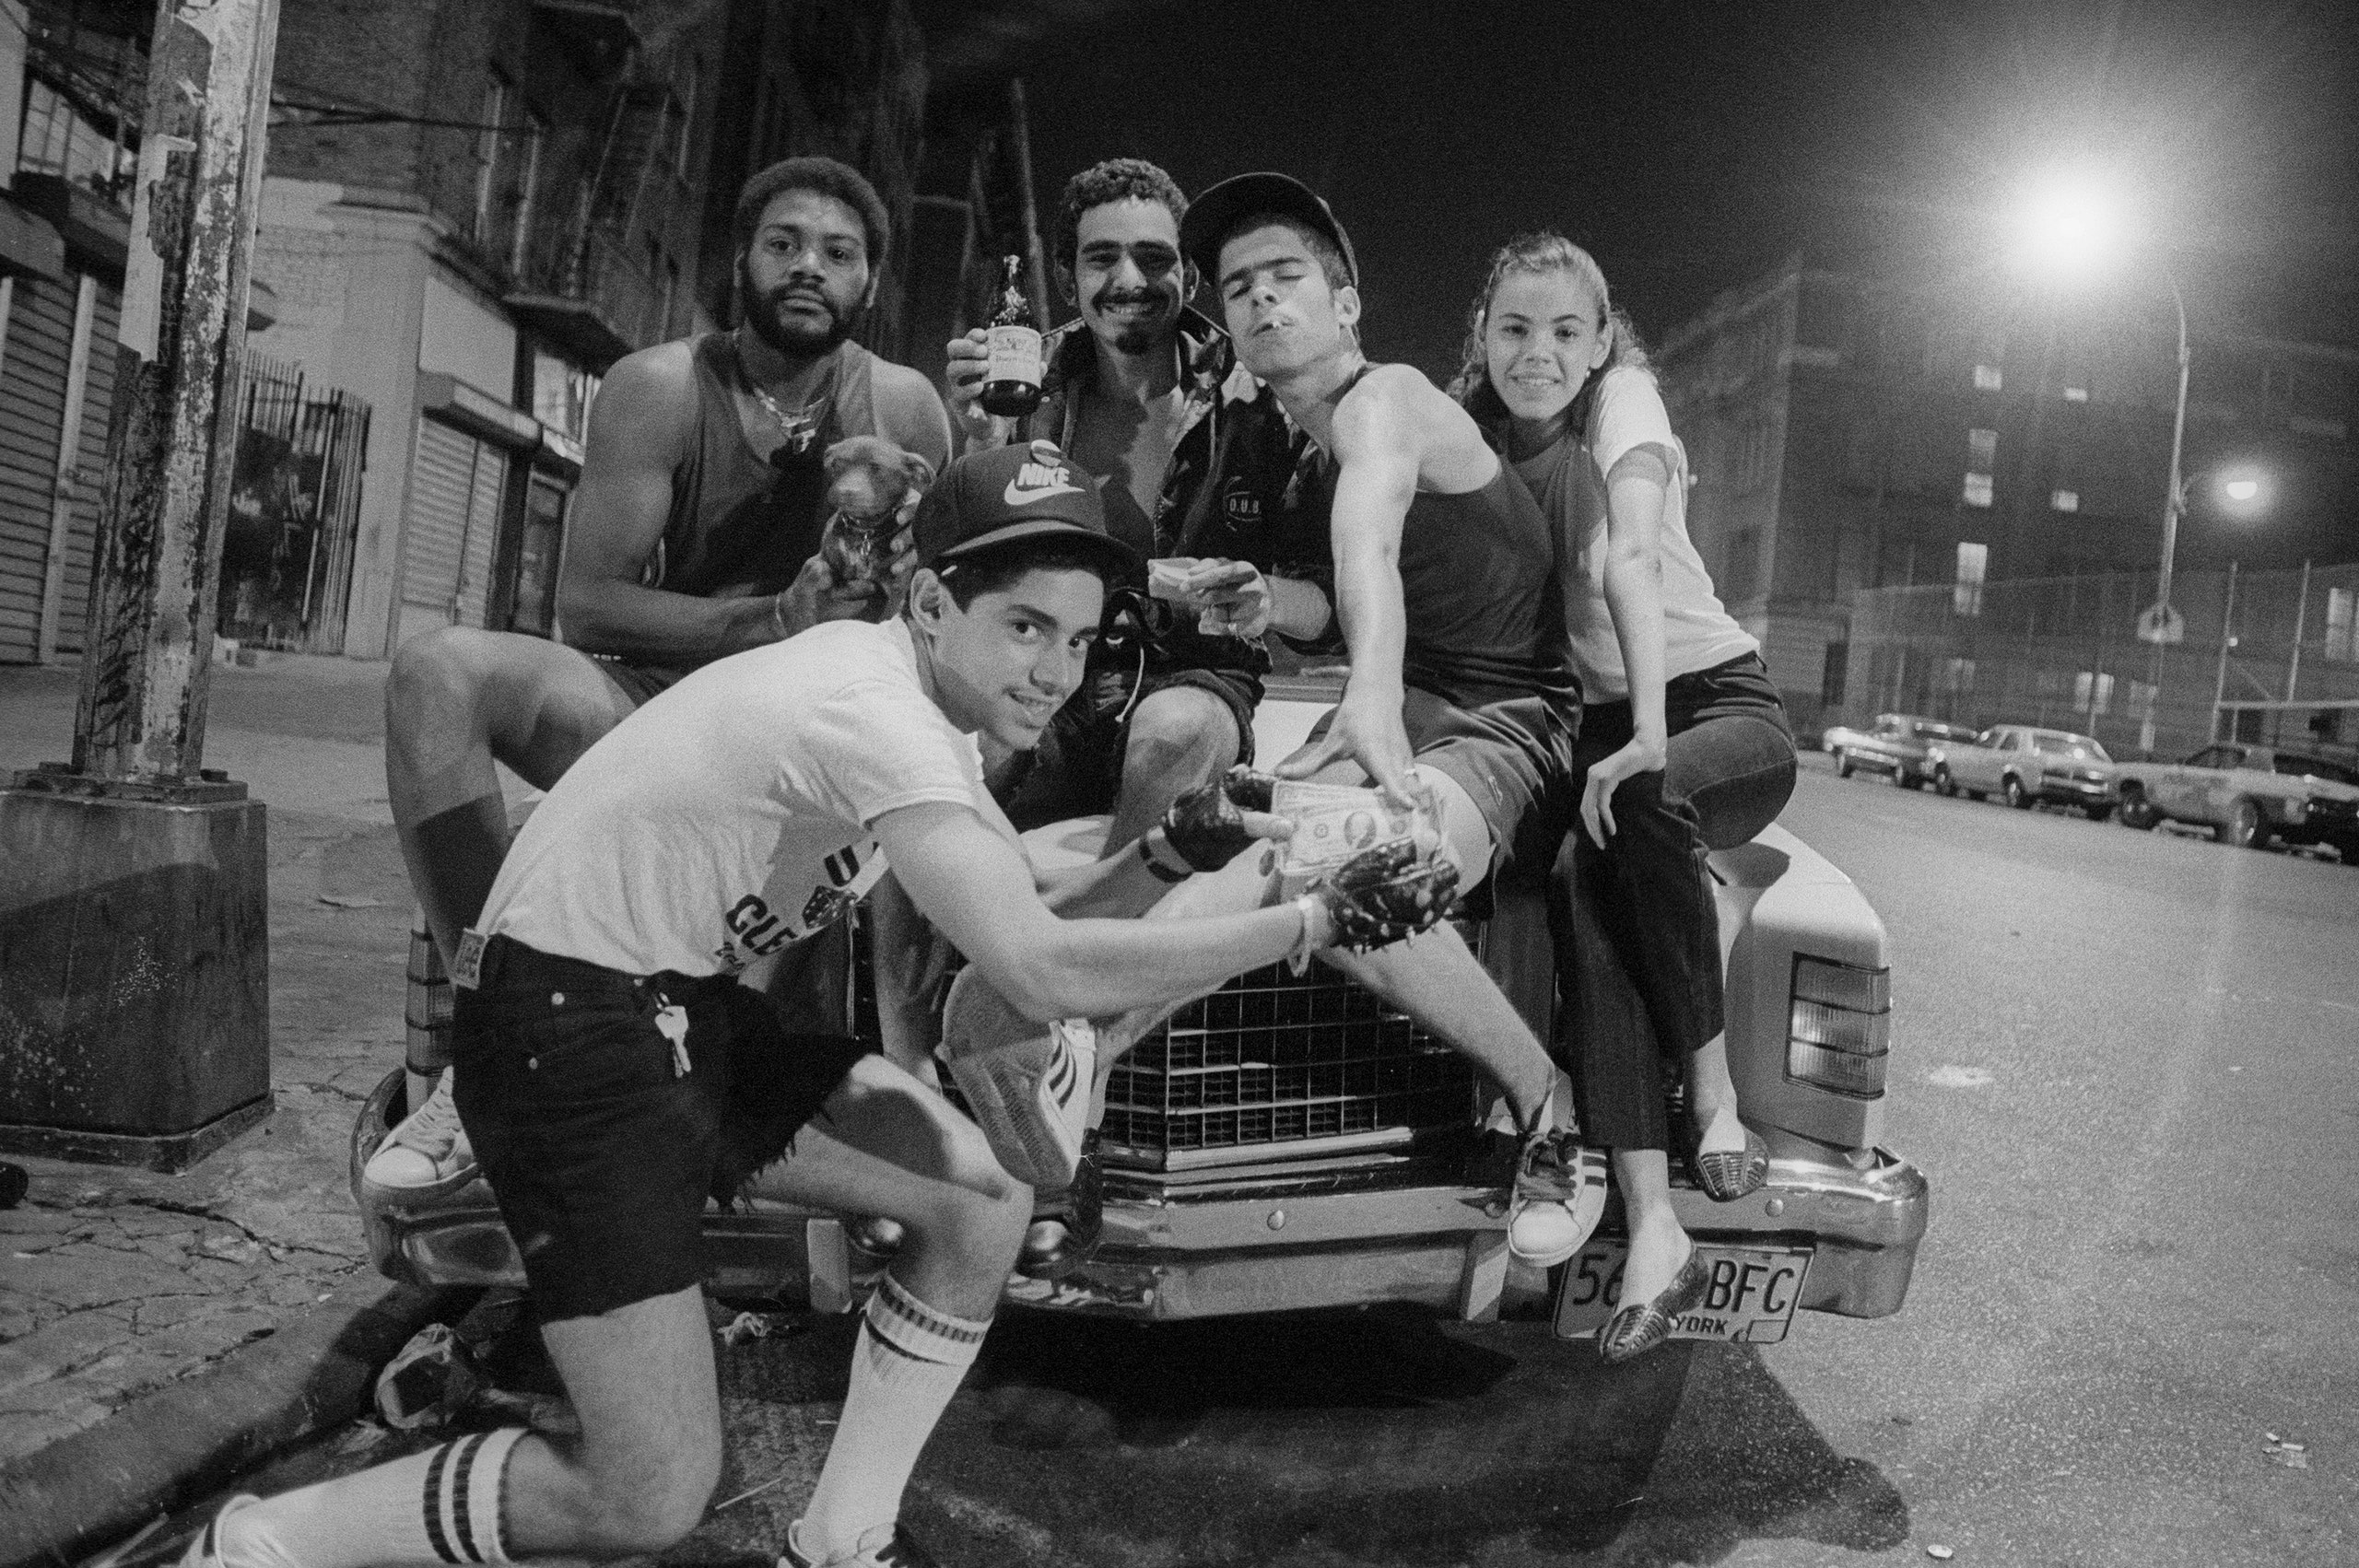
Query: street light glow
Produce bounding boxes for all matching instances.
[2212,466,2271,512]
[2013,170,2130,283]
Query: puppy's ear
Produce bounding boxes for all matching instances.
[900,451,936,491]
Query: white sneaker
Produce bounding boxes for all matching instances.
[175,1495,261,1568]
[781,1520,940,1567]
[360,1069,480,1204]
[1507,1128,1609,1268]
[940,971,1096,1189]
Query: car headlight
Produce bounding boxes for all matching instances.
[1787,955,1890,1100]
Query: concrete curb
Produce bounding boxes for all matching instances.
[0,1274,470,1568]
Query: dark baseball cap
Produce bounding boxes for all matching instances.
[913,440,1137,573]
[1179,171,1359,289]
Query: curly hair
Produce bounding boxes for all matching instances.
[733,156,891,271]
[1448,231,1651,438]
[1051,158,1188,271]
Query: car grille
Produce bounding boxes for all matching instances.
[850,910,1481,1174]
[1099,948,1480,1172]
[2309,796,2359,823]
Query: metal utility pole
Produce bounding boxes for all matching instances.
[0,0,281,1171]
[78,0,278,777]
[2211,560,2237,743]
[2284,559,2312,708]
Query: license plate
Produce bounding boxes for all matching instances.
[1551,1239,1813,1346]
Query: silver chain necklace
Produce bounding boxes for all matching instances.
[734,333,828,460]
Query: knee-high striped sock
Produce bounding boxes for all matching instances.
[797,1275,989,1561]
[216,1427,524,1568]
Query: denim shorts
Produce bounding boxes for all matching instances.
[451,936,869,1322]
[1301,686,1583,887]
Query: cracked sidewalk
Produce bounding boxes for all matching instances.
[1,655,424,1469]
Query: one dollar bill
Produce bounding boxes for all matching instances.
[1272,779,1440,884]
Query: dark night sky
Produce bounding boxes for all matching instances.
[922,0,2359,376]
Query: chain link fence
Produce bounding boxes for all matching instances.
[1836,562,2359,763]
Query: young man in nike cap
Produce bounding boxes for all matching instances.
[171,440,1449,1568]
[1115,173,1607,1269]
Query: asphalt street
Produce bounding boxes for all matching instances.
[163,761,2359,1568]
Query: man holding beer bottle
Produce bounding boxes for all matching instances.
[943,158,1332,848]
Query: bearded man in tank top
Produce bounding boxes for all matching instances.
[367,157,953,1201]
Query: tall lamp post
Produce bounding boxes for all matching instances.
[2011,172,2194,751]
[2145,273,2192,651]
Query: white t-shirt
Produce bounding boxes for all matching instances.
[475,619,986,982]
[1520,365,1757,699]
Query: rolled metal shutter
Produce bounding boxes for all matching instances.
[400,416,507,629]
[0,275,72,661]
[47,282,121,656]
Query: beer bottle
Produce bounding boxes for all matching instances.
[979,253,1044,417]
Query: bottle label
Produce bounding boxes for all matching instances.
[984,324,1042,386]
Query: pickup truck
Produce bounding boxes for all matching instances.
[353,676,1929,1348]
[1926,724,2115,818]
[2113,743,2359,858]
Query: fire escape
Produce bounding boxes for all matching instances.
[504,1,686,373]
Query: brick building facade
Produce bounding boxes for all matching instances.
[1653,254,2359,737]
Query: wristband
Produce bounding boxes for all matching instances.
[770,591,792,641]
[1137,829,1191,884]
[1286,893,1325,975]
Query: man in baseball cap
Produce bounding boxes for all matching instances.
[1160,174,1609,1277]
[912,437,1133,571]
[208,437,1450,1568]
[1179,170,1358,287]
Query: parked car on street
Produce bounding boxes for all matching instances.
[1926,725,2115,817]
[1820,712,1981,789]
[2112,743,2359,858]
[354,676,1928,1350]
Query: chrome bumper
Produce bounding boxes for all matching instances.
[357,1075,1928,1325]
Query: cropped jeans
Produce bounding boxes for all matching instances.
[1548,652,1796,1152]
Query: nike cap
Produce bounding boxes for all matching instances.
[913,439,1137,573]
[1179,171,1358,288]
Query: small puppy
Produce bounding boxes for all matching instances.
[818,436,933,593]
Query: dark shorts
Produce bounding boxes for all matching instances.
[593,658,689,709]
[450,935,870,1322]
[995,664,1260,831]
[1304,686,1582,885]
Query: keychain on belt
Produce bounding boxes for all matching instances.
[652,991,691,1076]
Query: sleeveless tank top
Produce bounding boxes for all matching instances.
[1392,464,1581,715]
[649,333,883,601]
[1306,372,1579,717]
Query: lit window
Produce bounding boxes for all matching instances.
[1954,542,1988,616]
[2327,588,2355,662]
[2063,386,2090,403]
[2075,672,2114,715]
[1964,473,1994,507]
[1974,364,2002,391]
[2052,489,2080,511]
